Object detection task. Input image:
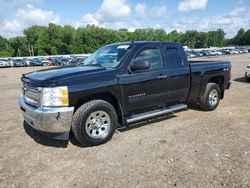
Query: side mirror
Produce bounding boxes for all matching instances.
[129,60,150,72]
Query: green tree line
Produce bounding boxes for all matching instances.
[226,28,250,46]
[0,23,249,57]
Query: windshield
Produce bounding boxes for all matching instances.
[82,44,131,69]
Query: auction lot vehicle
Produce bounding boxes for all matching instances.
[19,41,231,146]
[13,59,27,67]
[0,59,11,68]
[30,58,43,66]
[246,64,250,82]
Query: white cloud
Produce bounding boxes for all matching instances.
[0,0,4,9]
[127,20,142,31]
[151,4,167,18]
[0,4,59,38]
[170,5,250,38]
[79,13,99,26]
[77,0,131,27]
[153,24,161,29]
[0,0,7,14]
[97,0,131,23]
[12,0,43,6]
[1,0,249,40]
[213,18,233,26]
[77,0,167,31]
[17,4,59,24]
[178,0,208,12]
[228,6,246,16]
[135,3,146,18]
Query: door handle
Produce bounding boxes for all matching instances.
[157,75,168,79]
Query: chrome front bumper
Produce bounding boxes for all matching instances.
[19,95,74,133]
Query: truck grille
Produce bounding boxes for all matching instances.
[22,82,41,108]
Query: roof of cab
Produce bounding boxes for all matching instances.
[109,41,182,46]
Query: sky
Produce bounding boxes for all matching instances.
[0,0,249,38]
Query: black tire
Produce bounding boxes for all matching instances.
[199,83,221,111]
[72,100,118,146]
[245,73,250,82]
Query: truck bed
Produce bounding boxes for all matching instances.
[188,60,231,102]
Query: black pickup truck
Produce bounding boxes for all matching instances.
[19,41,231,146]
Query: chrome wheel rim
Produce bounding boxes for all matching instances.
[85,111,111,139]
[209,89,219,106]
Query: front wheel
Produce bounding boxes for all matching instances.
[72,100,118,146]
[199,83,221,111]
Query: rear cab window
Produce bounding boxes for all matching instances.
[165,47,183,68]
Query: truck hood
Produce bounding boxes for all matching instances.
[22,66,106,86]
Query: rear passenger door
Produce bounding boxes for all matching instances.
[163,44,190,103]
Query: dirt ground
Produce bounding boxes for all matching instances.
[0,54,250,188]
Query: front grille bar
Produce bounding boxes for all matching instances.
[22,82,41,108]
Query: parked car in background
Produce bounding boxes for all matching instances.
[46,58,58,66]
[61,58,70,66]
[67,58,77,66]
[234,49,240,54]
[185,51,196,58]
[75,56,88,65]
[30,58,43,66]
[242,48,248,53]
[54,57,63,66]
[42,59,50,66]
[25,59,32,66]
[235,49,243,54]
[68,56,89,66]
[200,50,210,56]
[0,47,246,69]
[216,50,223,55]
[245,64,250,82]
[0,59,11,68]
[192,51,203,57]
[12,59,27,67]
[211,51,218,56]
[223,49,231,55]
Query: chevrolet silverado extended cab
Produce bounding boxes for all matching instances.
[19,41,231,146]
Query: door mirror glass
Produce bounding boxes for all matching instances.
[129,60,150,72]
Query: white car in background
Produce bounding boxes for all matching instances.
[216,51,223,55]
[246,64,250,82]
[0,59,11,68]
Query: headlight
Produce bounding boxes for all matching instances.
[41,86,69,107]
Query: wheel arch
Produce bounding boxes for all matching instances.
[207,76,225,99]
[74,92,124,126]
[199,75,225,100]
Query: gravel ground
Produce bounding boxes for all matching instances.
[0,54,250,188]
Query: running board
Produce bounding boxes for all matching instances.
[125,104,187,124]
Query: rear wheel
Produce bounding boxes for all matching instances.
[245,73,250,82]
[199,83,221,111]
[72,100,118,146]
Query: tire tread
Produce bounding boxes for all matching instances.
[72,100,117,146]
[199,83,221,111]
